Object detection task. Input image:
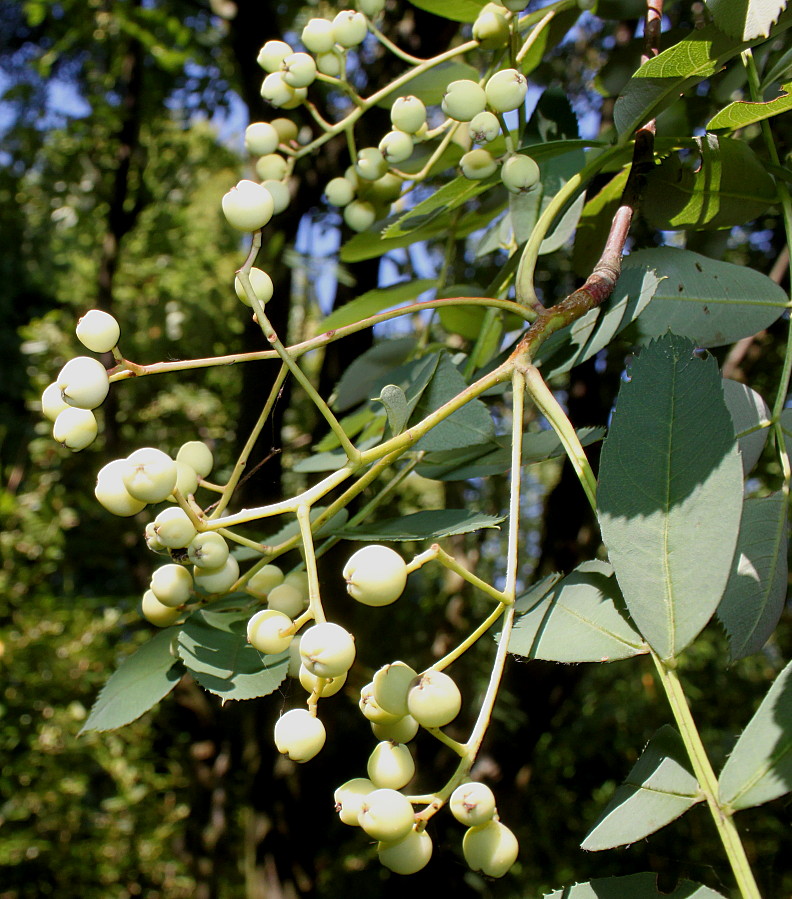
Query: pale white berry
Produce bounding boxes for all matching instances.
[76,309,120,353]
[273,708,325,762]
[257,40,292,73]
[193,555,240,594]
[460,148,498,180]
[485,68,528,112]
[57,356,110,410]
[390,95,427,134]
[284,571,309,592]
[176,441,213,479]
[245,121,280,156]
[372,715,420,744]
[301,18,335,54]
[334,777,375,825]
[300,622,356,678]
[407,669,462,728]
[378,828,433,875]
[287,635,303,677]
[358,788,415,843]
[281,52,316,88]
[316,50,343,77]
[234,268,274,307]
[298,665,347,697]
[501,154,541,193]
[378,130,414,165]
[41,382,70,422]
[123,447,177,504]
[343,544,407,606]
[373,661,417,716]
[450,782,497,826]
[332,9,368,47]
[462,819,519,878]
[150,563,193,607]
[355,147,387,181]
[343,199,376,232]
[260,72,307,109]
[95,459,146,517]
[141,589,182,627]
[247,608,294,654]
[53,407,98,451]
[358,0,386,16]
[324,176,356,207]
[187,532,229,569]
[262,179,290,215]
[473,6,509,48]
[254,153,288,182]
[222,179,275,231]
[246,563,285,597]
[468,110,500,144]
[167,460,199,501]
[144,521,167,553]
[442,80,487,122]
[267,583,306,618]
[271,117,298,144]
[359,682,402,725]
[367,741,415,790]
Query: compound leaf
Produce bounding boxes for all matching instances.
[544,874,727,898]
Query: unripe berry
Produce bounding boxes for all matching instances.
[246,563,285,597]
[363,172,403,204]
[271,117,299,144]
[95,459,146,517]
[262,179,290,215]
[123,447,178,503]
[450,782,497,826]
[473,6,509,48]
[497,0,527,8]
[284,570,310,592]
[315,50,344,77]
[301,18,335,54]
[248,608,294,654]
[358,788,415,843]
[372,714,420,744]
[359,682,402,725]
[245,121,280,156]
[355,147,387,181]
[462,820,519,878]
[235,267,274,308]
[468,110,500,144]
[267,582,306,618]
[343,199,376,232]
[187,531,229,569]
[298,665,347,697]
[53,407,98,451]
[485,68,528,112]
[373,661,417,716]
[257,40,292,73]
[299,622,356,678]
[442,80,487,122]
[273,708,325,762]
[390,95,427,134]
[254,154,288,183]
[150,563,193,607]
[324,176,356,207]
[501,154,541,193]
[168,460,199,501]
[287,635,303,677]
[407,669,462,728]
[144,521,167,553]
[378,828,433,875]
[41,382,70,422]
[154,506,197,549]
[460,148,498,180]
[334,777,375,825]
[222,179,274,231]
[141,588,182,627]
[367,741,415,790]
[281,52,316,88]
[193,555,240,594]
[343,544,407,606]
[57,356,110,410]
[76,309,120,353]
[378,130,414,165]
[577,0,596,8]
[332,9,368,47]
[357,0,386,16]
[260,72,307,109]
[176,441,213,479]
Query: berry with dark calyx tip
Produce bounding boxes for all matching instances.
[41,382,70,422]
[373,661,417,716]
[246,563,285,598]
[271,117,298,144]
[460,148,498,180]
[57,356,110,410]
[407,669,462,728]
[176,441,213,479]
[343,199,376,232]
[298,665,346,697]
[267,582,306,618]
[235,267,274,307]
[501,153,541,193]
[450,782,497,826]
[378,828,433,875]
[485,68,528,112]
[378,130,414,165]
[222,179,274,231]
[247,608,294,654]
[193,555,240,594]
[167,460,199,501]
[334,777,375,825]
[95,459,146,516]
[355,147,387,181]
[245,121,280,156]
[468,110,500,144]
[359,682,402,725]
[390,95,427,134]
[262,179,290,215]
[53,407,98,451]
[357,0,385,16]
[300,621,355,678]
[123,447,178,503]
[343,544,407,607]
[76,309,120,353]
[324,176,356,207]
[144,522,167,553]
[442,79,487,122]
[150,563,193,607]
[281,52,317,88]
[358,788,415,843]
[372,714,420,744]
[473,5,509,48]
[255,153,288,182]
[367,741,415,790]
[462,819,519,878]
[315,50,343,77]
[141,589,182,627]
[301,17,335,54]
[260,72,307,109]
[273,708,325,762]
[187,532,229,570]
[153,507,197,549]
[332,9,368,47]
[257,40,292,72]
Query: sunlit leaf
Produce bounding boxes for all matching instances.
[708,81,792,130]
[544,874,727,898]
[706,0,787,40]
[407,0,487,23]
[321,279,436,331]
[335,509,506,541]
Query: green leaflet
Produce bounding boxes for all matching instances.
[335,509,506,541]
[544,874,727,898]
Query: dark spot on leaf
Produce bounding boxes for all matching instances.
[695,262,703,272]
[703,305,709,314]
[678,283,684,292]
